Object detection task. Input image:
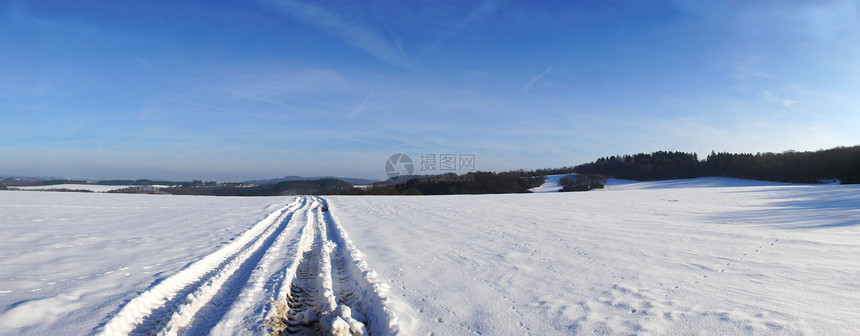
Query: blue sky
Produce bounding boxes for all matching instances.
[1,0,858,181]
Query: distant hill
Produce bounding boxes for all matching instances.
[3,174,381,187]
[1,176,81,186]
[245,176,380,186]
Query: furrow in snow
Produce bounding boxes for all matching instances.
[97,197,302,335]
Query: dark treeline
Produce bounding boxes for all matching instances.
[574,146,860,184]
[509,170,547,189]
[575,151,700,181]
[160,179,354,196]
[152,172,536,196]
[0,182,7,190]
[111,172,538,196]
[99,179,207,186]
[4,178,205,187]
[12,179,90,186]
[354,172,535,195]
[0,179,100,187]
[560,173,607,192]
[520,166,577,177]
[42,188,94,193]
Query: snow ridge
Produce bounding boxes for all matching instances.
[97,197,302,335]
[322,199,400,336]
[267,196,400,336]
[208,198,312,335]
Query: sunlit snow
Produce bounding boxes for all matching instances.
[0,178,858,335]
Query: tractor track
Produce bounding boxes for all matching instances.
[96,196,399,336]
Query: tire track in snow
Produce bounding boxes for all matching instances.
[207,198,314,335]
[268,196,401,336]
[96,197,305,335]
[97,195,401,335]
[279,204,324,335]
[174,197,312,335]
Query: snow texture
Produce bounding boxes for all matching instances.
[1,177,859,335]
[330,178,860,335]
[0,193,397,335]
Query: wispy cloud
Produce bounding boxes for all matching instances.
[175,100,259,118]
[762,90,798,107]
[263,0,412,68]
[349,89,385,118]
[727,56,771,81]
[424,1,500,53]
[523,66,553,92]
[227,67,354,106]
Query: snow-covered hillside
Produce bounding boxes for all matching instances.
[1,178,858,335]
[529,174,565,193]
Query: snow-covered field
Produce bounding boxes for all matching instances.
[529,174,565,193]
[1,177,858,335]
